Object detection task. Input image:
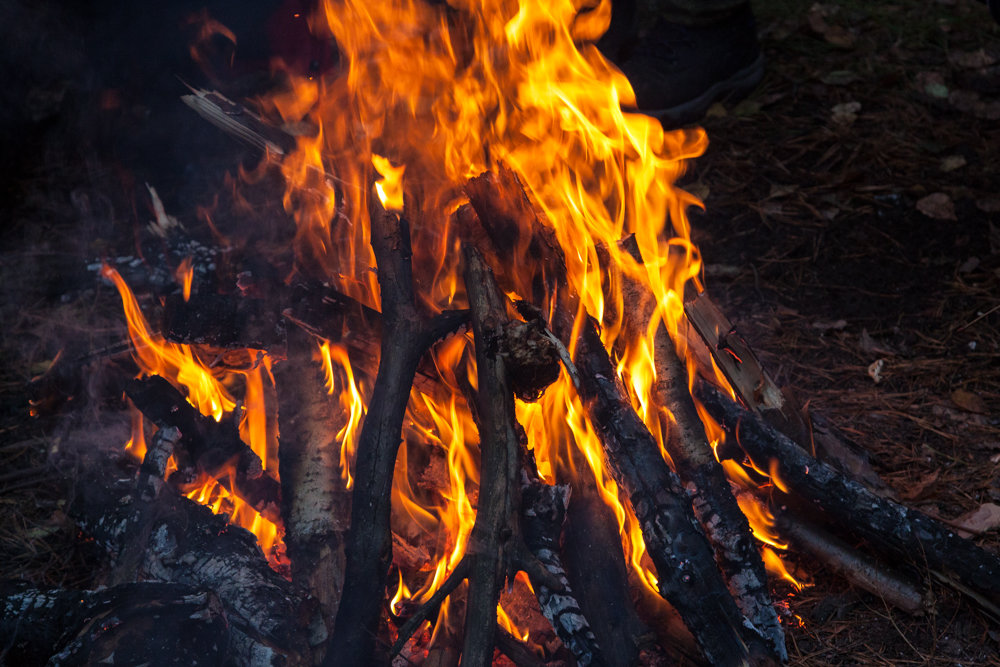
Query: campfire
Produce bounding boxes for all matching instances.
[5,0,1000,666]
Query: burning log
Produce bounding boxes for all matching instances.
[0,581,230,666]
[324,197,467,667]
[696,381,1000,616]
[684,291,891,496]
[274,326,353,661]
[465,166,765,665]
[164,291,288,356]
[616,240,786,661]
[125,374,282,525]
[69,455,310,665]
[388,246,560,665]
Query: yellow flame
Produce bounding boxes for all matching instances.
[372,154,406,212]
[175,256,194,302]
[318,340,367,488]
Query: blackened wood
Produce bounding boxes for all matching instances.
[651,334,784,661]
[275,327,352,663]
[164,292,288,356]
[0,581,229,667]
[683,290,890,496]
[283,281,454,395]
[521,480,606,667]
[696,381,1000,613]
[125,375,282,525]
[69,455,309,665]
[494,627,548,667]
[561,476,648,667]
[773,505,926,615]
[141,424,181,478]
[388,249,559,662]
[325,197,467,667]
[466,166,751,666]
[617,241,784,662]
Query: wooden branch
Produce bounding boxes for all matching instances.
[68,454,309,665]
[773,505,927,615]
[465,166,752,665]
[274,326,352,661]
[1,581,229,666]
[696,381,1000,615]
[459,244,524,666]
[125,375,282,525]
[389,247,560,664]
[324,197,466,667]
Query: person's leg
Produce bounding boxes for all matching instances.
[600,0,764,126]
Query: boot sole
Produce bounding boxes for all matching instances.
[640,53,766,127]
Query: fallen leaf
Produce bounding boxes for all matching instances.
[951,388,987,414]
[868,358,886,384]
[915,71,949,98]
[916,192,957,221]
[768,183,799,199]
[813,319,848,331]
[859,328,895,355]
[705,102,728,118]
[976,198,1000,214]
[939,155,967,172]
[899,469,940,501]
[958,257,980,274]
[948,49,999,69]
[831,101,861,124]
[821,70,861,86]
[953,503,1000,536]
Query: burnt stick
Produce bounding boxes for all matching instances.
[697,381,1000,616]
[324,196,467,667]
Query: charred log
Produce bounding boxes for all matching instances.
[69,455,309,665]
[163,291,288,356]
[324,197,467,667]
[561,476,649,667]
[465,165,755,665]
[520,479,606,667]
[773,505,927,615]
[0,581,229,667]
[696,381,1000,615]
[684,290,891,496]
[617,241,785,662]
[125,375,282,525]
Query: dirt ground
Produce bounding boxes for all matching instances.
[1,0,999,664]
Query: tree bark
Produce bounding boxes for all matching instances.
[275,326,353,663]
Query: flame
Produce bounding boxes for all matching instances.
[372,154,406,212]
[318,340,367,487]
[104,264,283,565]
[125,404,147,461]
[103,0,812,642]
[103,264,235,421]
[175,256,194,302]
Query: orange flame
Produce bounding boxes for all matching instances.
[318,340,367,487]
[175,256,194,302]
[104,263,283,564]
